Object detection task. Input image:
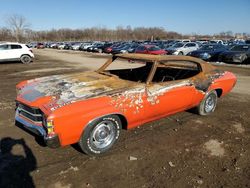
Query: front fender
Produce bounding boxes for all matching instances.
[50,96,124,146]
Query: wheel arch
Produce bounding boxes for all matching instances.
[76,112,128,144]
[214,88,223,98]
[79,112,128,142]
[20,54,32,58]
[86,113,128,130]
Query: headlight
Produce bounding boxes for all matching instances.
[201,53,211,59]
[234,54,243,58]
[121,50,128,53]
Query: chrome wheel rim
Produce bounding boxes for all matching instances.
[90,121,116,149]
[205,95,216,113]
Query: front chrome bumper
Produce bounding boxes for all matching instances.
[15,110,60,148]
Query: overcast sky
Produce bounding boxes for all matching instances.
[0,0,249,35]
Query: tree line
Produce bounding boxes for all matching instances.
[0,14,249,42]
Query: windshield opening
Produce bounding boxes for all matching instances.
[101,58,152,83]
[230,45,250,51]
[172,42,184,48]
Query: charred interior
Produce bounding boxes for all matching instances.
[107,60,201,83]
[152,64,200,82]
[108,63,152,83]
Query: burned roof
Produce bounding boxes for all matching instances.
[114,53,216,73]
[115,53,205,64]
[97,53,216,73]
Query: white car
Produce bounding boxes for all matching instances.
[58,43,66,50]
[167,42,199,55]
[72,43,82,50]
[0,42,34,64]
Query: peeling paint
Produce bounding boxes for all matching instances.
[109,87,145,114]
[17,55,226,113]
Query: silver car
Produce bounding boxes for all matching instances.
[167,42,199,55]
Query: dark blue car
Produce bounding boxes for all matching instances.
[218,45,250,64]
[187,44,227,62]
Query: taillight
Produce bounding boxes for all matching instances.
[29,49,33,53]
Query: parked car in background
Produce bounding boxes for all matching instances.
[79,42,95,51]
[166,42,199,55]
[127,43,139,53]
[179,39,191,43]
[209,40,226,45]
[72,42,82,50]
[50,43,59,48]
[0,42,34,64]
[104,43,121,53]
[63,43,72,50]
[187,44,227,61]
[37,43,45,49]
[92,42,113,53]
[86,43,103,52]
[218,44,250,64]
[111,43,133,54]
[135,44,167,55]
[58,43,66,50]
[27,42,38,48]
[15,54,237,155]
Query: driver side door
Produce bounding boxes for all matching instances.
[143,62,198,121]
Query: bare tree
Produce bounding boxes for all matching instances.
[6,14,30,42]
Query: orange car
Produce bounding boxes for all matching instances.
[15,54,236,155]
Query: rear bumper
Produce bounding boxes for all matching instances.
[15,111,60,148]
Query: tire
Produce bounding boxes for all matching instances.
[20,55,32,64]
[196,90,218,116]
[241,55,248,64]
[178,51,183,55]
[79,115,122,156]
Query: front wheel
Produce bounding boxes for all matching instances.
[20,55,32,64]
[178,51,183,55]
[79,115,122,156]
[196,90,218,116]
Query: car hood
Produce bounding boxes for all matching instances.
[191,49,221,55]
[17,71,138,111]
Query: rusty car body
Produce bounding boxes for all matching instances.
[15,54,237,155]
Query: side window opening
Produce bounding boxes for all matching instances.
[108,62,153,83]
[0,45,9,50]
[11,45,22,49]
[152,61,201,83]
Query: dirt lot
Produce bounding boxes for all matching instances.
[0,49,250,188]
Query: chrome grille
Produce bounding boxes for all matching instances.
[17,103,43,123]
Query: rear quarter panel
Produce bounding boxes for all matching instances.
[209,71,237,96]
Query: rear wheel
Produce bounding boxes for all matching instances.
[196,90,218,116]
[79,115,121,156]
[20,55,32,64]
